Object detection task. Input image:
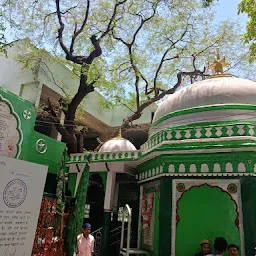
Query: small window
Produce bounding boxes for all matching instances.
[84,204,90,218]
[117,207,132,222]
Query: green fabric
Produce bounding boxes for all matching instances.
[68,173,77,197]
[64,155,91,256]
[54,151,66,236]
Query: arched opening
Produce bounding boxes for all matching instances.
[175,184,240,256]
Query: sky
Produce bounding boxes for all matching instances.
[214,0,247,26]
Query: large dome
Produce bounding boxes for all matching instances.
[150,76,256,136]
[99,136,137,153]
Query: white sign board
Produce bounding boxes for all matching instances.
[0,156,48,256]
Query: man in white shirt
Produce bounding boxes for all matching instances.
[75,223,95,256]
[206,237,228,256]
[228,244,239,256]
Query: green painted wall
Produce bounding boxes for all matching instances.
[138,152,256,184]
[176,185,240,256]
[138,151,256,255]
[158,177,172,256]
[141,176,250,255]
[0,87,66,175]
[19,131,66,174]
[0,86,36,157]
[241,177,256,255]
[138,155,164,176]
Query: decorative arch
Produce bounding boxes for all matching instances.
[0,93,23,158]
[176,183,239,229]
[173,181,242,256]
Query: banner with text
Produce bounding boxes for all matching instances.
[0,156,47,256]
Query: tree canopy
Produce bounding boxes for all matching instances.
[202,0,218,7]
[1,0,255,154]
[238,0,256,61]
[0,10,6,50]
[202,0,255,61]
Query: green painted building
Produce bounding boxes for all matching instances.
[68,72,256,256]
[0,86,66,193]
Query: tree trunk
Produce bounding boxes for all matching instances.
[66,135,79,154]
[60,69,94,155]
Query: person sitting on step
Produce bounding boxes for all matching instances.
[206,237,228,256]
[195,240,211,256]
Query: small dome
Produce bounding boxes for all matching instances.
[99,136,137,153]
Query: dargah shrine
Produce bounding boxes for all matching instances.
[1,44,256,256]
[67,60,256,256]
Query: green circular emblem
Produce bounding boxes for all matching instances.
[176,183,185,192]
[227,183,237,194]
[36,139,47,154]
[23,109,32,120]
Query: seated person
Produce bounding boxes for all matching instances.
[206,237,228,256]
[228,244,239,256]
[195,240,211,256]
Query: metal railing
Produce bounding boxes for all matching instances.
[120,204,132,253]
[110,226,128,247]
[91,227,103,256]
[119,204,148,256]
[90,224,128,255]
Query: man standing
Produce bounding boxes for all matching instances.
[195,240,211,256]
[228,244,239,256]
[206,237,228,256]
[75,223,95,256]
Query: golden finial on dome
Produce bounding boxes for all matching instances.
[209,48,231,77]
[113,128,125,140]
[117,128,122,138]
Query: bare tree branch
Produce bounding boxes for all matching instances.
[112,33,129,46]
[55,0,71,57]
[109,61,130,72]
[152,16,193,94]
[44,4,78,24]
[40,60,68,96]
[70,0,90,54]
[131,4,157,46]
[113,1,158,108]
[52,0,129,153]
[122,67,206,127]
[193,39,220,57]
[99,0,128,40]
[119,66,132,78]
[115,96,136,113]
